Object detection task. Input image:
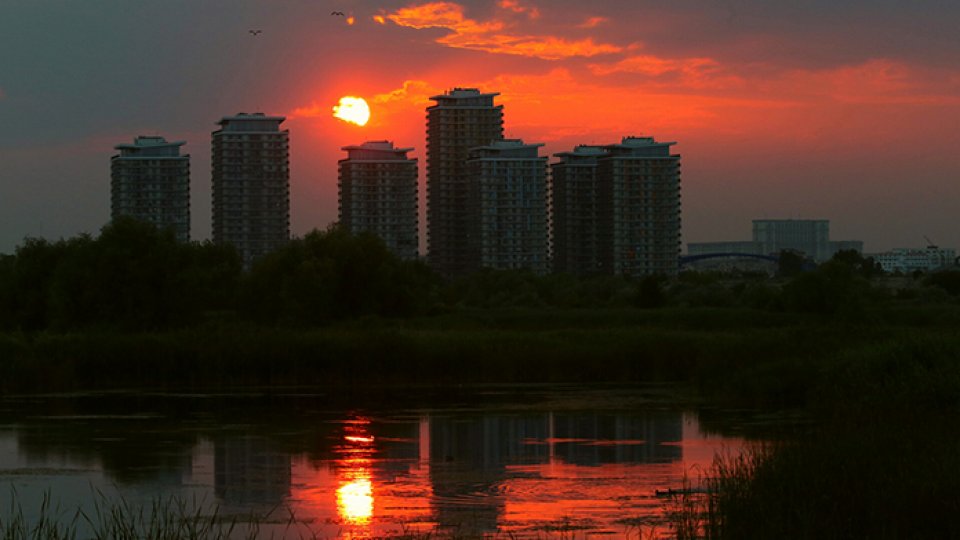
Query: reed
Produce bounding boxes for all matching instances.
[0,488,262,540]
[682,333,960,539]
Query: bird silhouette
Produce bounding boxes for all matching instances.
[249,29,262,36]
[331,11,345,16]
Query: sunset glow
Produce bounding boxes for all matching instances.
[332,96,370,126]
[337,475,373,523]
[4,0,960,253]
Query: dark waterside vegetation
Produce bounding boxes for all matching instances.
[3,219,960,537]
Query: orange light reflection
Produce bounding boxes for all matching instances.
[337,469,373,524]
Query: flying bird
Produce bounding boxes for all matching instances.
[331,11,345,16]
[249,29,262,36]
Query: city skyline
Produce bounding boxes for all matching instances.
[2,1,959,255]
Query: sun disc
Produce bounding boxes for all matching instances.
[333,96,370,126]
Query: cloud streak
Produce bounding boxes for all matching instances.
[578,16,608,29]
[386,2,621,60]
[499,0,539,19]
[372,80,439,107]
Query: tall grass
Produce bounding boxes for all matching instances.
[676,333,960,539]
[0,307,870,394]
[0,489,265,540]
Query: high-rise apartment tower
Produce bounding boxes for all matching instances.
[466,139,549,274]
[551,145,606,275]
[552,137,681,277]
[598,136,681,277]
[338,140,419,260]
[110,136,190,242]
[426,88,504,277]
[211,113,289,268]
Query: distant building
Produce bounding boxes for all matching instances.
[211,113,289,269]
[872,246,957,273]
[686,241,764,256]
[598,137,682,277]
[110,136,190,242]
[551,145,605,275]
[426,88,504,277]
[466,139,548,274]
[338,140,419,260]
[685,221,863,271]
[753,219,831,262]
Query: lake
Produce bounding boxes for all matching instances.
[0,385,750,538]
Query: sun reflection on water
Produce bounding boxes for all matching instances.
[336,417,377,526]
[337,473,373,524]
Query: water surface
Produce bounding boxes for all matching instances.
[0,385,747,538]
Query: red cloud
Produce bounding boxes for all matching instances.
[372,80,440,107]
[588,54,744,90]
[288,103,327,119]
[387,2,621,60]
[499,0,540,19]
[578,16,608,29]
[757,59,960,106]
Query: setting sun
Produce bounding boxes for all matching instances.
[333,96,370,126]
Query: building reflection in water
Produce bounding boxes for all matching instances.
[214,435,291,506]
[2,394,745,538]
[208,409,728,536]
[425,410,684,535]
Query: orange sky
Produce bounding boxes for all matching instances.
[1,0,959,252]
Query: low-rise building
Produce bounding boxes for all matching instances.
[872,246,957,273]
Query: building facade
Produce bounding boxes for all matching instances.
[752,219,830,262]
[211,113,289,268]
[426,88,504,277]
[110,136,190,242]
[466,140,549,274]
[873,246,957,273]
[338,140,419,260]
[597,137,682,277]
[551,145,605,275]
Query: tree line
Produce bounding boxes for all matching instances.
[2,217,959,332]
[0,218,436,331]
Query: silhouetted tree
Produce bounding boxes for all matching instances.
[0,237,73,331]
[926,270,960,296]
[777,250,807,278]
[782,259,873,316]
[635,275,666,309]
[243,225,438,324]
[830,249,883,279]
[0,218,242,331]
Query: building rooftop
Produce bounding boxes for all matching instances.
[341,140,414,153]
[605,136,677,149]
[474,139,544,151]
[554,145,607,158]
[430,87,500,100]
[469,139,545,159]
[114,136,186,151]
[216,112,286,127]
